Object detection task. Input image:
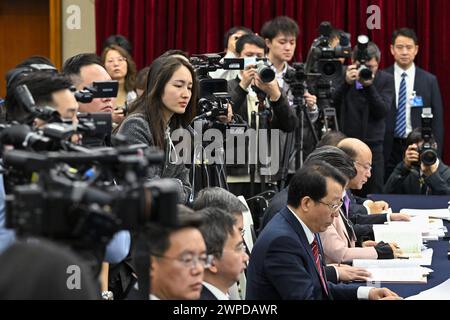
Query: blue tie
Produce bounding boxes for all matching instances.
[394,72,407,138]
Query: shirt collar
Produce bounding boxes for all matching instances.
[394,62,415,78]
[149,294,161,300]
[202,282,230,300]
[287,206,315,245]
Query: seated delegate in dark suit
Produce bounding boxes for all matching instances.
[384,129,450,195]
[246,162,399,300]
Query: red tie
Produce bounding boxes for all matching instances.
[311,236,329,296]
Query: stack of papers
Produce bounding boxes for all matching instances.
[406,278,450,300]
[373,224,423,258]
[400,208,450,221]
[353,252,434,283]
[386,215,447,241]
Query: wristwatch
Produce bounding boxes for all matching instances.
[101,291,114,300]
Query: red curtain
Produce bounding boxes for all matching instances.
[95,0,450,161]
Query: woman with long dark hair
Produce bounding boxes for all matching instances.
[116,56,198,204]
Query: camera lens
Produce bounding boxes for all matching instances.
[322,62,337,76]
[359,67,372,81]
[420,148,438,166]
[257,65,275,83]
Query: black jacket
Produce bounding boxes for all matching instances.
[332,69,394,146]
[383,65,444,161]
[384,160,450,195]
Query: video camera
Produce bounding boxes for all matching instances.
[305,21,352,82]
[3,144,179,246]
[74,81,119,103]
[419,108,438,166]
[194,78,231,121]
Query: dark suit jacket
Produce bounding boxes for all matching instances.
[384,160,450,195]
[246,207,360,300]
[199,286,218,300]
[383,65,444,162]
[332,69,394,146]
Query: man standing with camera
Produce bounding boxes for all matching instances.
[384,128,450,195]
[332,40,394,195]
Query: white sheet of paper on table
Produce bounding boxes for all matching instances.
[406,278,450,300]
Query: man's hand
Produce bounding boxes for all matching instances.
[345,64,358,85]
[255,75,281,102]
[390,213,411,222]
[239,65,258,90]
[369,288,402,300]
[389,242,403,258]
[216,103,233,124]
[335,264,371,282]
[112,107,125,126]
[421,161,439,177]
[362,240,377,248]
[304,91,317,110]
[404,144,420,168]
[367,200,389,214]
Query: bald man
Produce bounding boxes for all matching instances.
[337,138,409,231]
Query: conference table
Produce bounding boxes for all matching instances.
[367,194,450,298]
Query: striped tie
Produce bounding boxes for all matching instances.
[394,72,407,137]
[311,236,329,296]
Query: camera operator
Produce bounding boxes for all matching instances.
[261,16,318,174]
[384,128,450,195]
[116,56,196,205]
[62,53,116,120]
[332,40,394,195]
[226,34,297,197]
[209,26,253,81]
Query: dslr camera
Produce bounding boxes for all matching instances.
[419,107,438,166]
[354,35,373,81]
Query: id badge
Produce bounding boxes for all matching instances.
[410,95,424,108]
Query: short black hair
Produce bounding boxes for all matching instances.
[305,146,357,180]
[260,16,299,41]
[146,207,204,257]
[287,161,346,208]
[62,53,102,84]
[235,34,266,55]
[193,187,246,217]
[16,72,73,107]
[103,34,133,55]
[406,128,436,147]
[223,26,253,49]
[197,207,237,258]
[316,131,347,148]
[391,28,419,45]
[352,42,381,62]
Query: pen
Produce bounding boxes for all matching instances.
[397,256,409,259]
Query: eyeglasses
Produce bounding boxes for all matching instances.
[316,199,343,212]
[106,56,127,64]
[153,253,213,269]
[226,242,246,254]
[355,161,372,172]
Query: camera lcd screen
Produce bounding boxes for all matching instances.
[199,79,228,99]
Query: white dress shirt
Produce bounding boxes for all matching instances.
[202,281,230,300]
[394,63,416,137]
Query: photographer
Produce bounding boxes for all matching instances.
[226,34,297,197]
[332,41,394,195]
[384,128,450,195]
[117,56,197,204]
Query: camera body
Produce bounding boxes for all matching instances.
[245,57,275,83]
[419,108,438,166]
[74,81,119,103]
[197,78,230,119]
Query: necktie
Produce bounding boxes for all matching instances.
[394,72,407,138]
[311,236,328,296]
[343,194,350,218]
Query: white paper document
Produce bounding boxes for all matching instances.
[406,278,450,300]
[353,248,433,268]
[373,224,423,257]
[364,267,430,283]
[400,208,450,220]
